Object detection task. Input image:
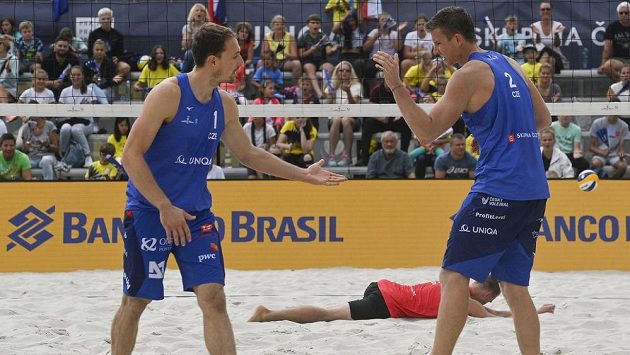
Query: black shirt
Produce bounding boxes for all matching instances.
[88,27,125,59]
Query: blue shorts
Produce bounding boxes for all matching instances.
[122,209,225,300]
[442,193,547,286]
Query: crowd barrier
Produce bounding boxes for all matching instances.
[1,180,628,272]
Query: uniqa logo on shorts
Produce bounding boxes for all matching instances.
[7,205,55,251]
[174,155,213,166]
[459,224,498,236]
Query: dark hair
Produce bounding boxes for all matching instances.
[58,27,74,41]
[148,45,169,71]
[426,6,476,43]
[451,133,466,141]
[99,142,115,156]
[192,22,236,68]
[54,36,69,44]
[483,277,501,297]
[70,65,88,94]
[1,17,16,34]
[416,15,429,23]
[257,79,276,99]
[113,117,131,142]
[0,133,16,145]
[235,22,253,43]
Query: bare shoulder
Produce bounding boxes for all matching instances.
[140,77,181,123]
[503,55,529,82]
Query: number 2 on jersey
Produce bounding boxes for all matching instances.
[504,72,521,98]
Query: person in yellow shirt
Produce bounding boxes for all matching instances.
[85,142,119,180]
[324,0,354,25]
[133,45,180,93]
[403,50,433,92]
[520,44,541,84]
[106,117,131,161]
[276,117,318,168]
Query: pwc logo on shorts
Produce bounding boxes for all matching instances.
[7,205,55,251]
[140,237,170,252]
[480,196,509,208]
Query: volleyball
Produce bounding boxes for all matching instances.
[577,169,599,192]
[137,55,151,70]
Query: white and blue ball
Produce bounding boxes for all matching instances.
[577,169,599,192]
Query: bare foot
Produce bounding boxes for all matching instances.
[247,305,271,322]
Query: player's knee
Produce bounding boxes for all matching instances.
[196,286,227,315]
[121,296,150,317]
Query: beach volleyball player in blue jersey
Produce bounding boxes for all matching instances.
[110,23,346,355]
[373,7,551,355]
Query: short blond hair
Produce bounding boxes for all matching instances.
[19,20,33,32]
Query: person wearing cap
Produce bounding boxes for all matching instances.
[297,13,337,99]
[521,43,541,84]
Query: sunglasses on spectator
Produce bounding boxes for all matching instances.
[620,11,629,14]
[540,7,551,11]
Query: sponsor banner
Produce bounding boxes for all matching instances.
[1,181,628,272]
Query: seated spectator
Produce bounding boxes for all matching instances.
[133,45,180,94]
[0,35,18,103]
[412,128,452,179]
[332,10,366,81]
[298,13,335,99]
[14,21,43,74]
[419,57,456,95]
[403,50,433,97]
[235,22,255,69]
[1,17,21,51]
[107,117,131,162]
[607,63,630,103]
[363,12,407,93]
[539,127,574,178]
[243,116,279,179]
[598,1,630,81]
[536,63,561,103]
[58,66,99,168]
[277,117,317,168]
[465,133,480,159]
[57,27,87,61]
[250,80,284,132]
[42,37,79,101]
[493,15,526,64]
[324,0,353,25]
[424,75,448,103]
[537,46,562,74]
[293,75,321,129]
[589,108,629,178]
[325,61,362,167]
[358,79,412,166]
[83,39,118,102]
[252,50,283,91]
[20,115,58,180]
[367,131,415,179]
[531,1,569,70]
[85,143,119,180]
[87,8,131,81]
[260,15,301,86]
[18,69,55,104]
[181,3,209,51]
[550,115,590,174]
[0,133,31,180]
[521,44,541,84]
[400,15,433,75]
[434,133,477,179]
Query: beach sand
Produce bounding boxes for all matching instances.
[1,267,629,354]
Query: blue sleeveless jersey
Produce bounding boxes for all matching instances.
[463,51,549,200]
[126,74,225,212]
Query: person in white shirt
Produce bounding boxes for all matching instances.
[401,15,433,75]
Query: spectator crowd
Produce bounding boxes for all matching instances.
[0,1,629,180]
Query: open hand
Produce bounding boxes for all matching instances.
[372,51,403,92]
[306,159,348,185]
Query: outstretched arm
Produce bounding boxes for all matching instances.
[468,299,556,318]
[220,91,347,185]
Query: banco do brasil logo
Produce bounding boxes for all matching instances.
[7,205,55,251]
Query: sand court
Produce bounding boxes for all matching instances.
[1,267,629,354]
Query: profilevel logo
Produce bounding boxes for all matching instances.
[7,206,55,251]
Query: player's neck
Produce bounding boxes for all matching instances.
[187,70,217,102]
